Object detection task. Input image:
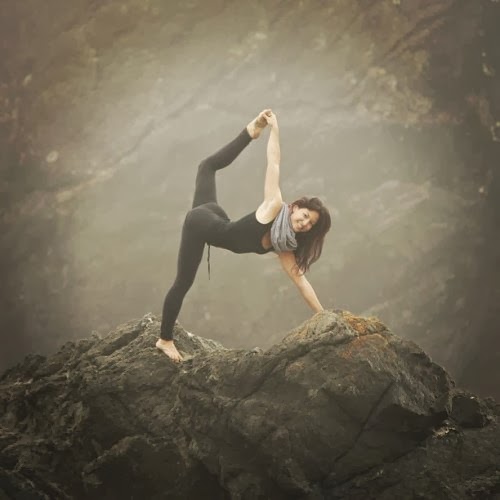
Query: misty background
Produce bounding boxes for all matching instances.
[1,0,499,399]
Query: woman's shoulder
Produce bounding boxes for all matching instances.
[256,200,283,224]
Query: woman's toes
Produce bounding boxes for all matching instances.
[247,110,271,139]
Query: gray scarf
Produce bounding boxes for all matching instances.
[271,203,297,252]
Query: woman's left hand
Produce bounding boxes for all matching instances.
[264,111,279,129]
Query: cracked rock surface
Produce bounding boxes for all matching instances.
[1,311,499,499]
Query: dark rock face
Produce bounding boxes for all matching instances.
[1,312,499,499]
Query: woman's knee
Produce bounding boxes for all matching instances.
[171,274,196,297]
[198,157,216,174]
[169,281,187,297]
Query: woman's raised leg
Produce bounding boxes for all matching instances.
[191,110,270,208]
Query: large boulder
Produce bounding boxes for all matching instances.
[1,311,498,499]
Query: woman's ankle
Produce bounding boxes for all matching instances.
[158,338,173,344]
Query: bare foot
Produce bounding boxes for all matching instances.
[156,338,183,363]
[247,109,272,139]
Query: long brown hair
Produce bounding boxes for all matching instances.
[290,196,331,273]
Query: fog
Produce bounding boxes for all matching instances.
[1,0,498,399]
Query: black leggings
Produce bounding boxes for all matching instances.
[160,128,252,340]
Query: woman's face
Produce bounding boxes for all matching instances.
[290,205,320,233]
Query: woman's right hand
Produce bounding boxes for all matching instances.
[264,111,279,129]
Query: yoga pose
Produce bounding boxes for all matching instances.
[156,110,331,362]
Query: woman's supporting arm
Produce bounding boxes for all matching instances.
[278,251,324,313]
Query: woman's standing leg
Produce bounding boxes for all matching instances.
[156,215,205,361]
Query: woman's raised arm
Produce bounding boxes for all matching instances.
[263,112,283,206]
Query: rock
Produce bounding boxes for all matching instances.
[450,389,491,428]
[1,311,499,499]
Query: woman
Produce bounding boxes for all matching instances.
[156,110,331,362]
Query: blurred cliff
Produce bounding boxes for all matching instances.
[1,0,499,399]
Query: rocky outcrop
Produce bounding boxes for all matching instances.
[1,311,499,499]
